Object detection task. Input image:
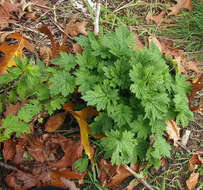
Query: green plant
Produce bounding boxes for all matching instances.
[0,54,76,141]
[0,26,193,169]
[73,26,193,168]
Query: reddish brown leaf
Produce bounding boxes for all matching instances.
[133,33,144,51]
[159,38,201,75]
[186,172,199,190]
[39,46,52,66]
[65,17,88,37]
[50,169,86,185]
[37,24,57,57]
[188,154,203,171]
[12,138,25,165]
[168,0,193,16]
[48,134,83,169]
[145,11,172,25]
[0,0,20,29]
[3,102,23,117]
[0,32,34,74]
[188,74,203,111]
[3,139,16,162]
[45,112,67,132]
[72,43,83,55]
[98,159,117,186]
[25,135,50,163]
[5,172,22,189]
[107,166,132,188]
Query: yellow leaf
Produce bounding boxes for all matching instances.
[0,32,34,74]
[63,103,98,159]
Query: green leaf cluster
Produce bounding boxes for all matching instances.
[74,26,193,167]
[0,53,76,140]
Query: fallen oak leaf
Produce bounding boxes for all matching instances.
[188,154,203,171]
[165,120,181,147]
[50,168,86,185]
[145,11,172,25]
[45,112,67,132]
[48,134,83,169]
[186,172,199,190]
[0,32,34,74]
[39,46,52,66]
[168,0,193,16]
[132,33,144,51]
[63,103,98,160]
[65,17,88,37]
[3,139,16,162]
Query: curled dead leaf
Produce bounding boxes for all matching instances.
[133,33,144,51]
[168,0,193,16]
[0,32,34,74]
[186,172,199,190]
[65,17,88,37]
[3,139,16,162]
[39,46,52,66]
[188,154,203,171]
[45,112,67,132]
[165,120,181,147]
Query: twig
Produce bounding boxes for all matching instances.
[176,141,192,154]
[123,165,155,190]
[0,161,18,171]
[93,1,101,36]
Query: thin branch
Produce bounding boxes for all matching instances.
[93,1,101,36]
[123,165,155,190]
[0,161,18,171]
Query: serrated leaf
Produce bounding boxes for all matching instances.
[101,130,135,165]
[49,70,75,97]
[90,112,114,134]
[83,83,119,111]
[18,100,42,122]
[0,115,30,141]
[51,52,76,71]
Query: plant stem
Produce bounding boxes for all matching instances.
[123,164,155,190]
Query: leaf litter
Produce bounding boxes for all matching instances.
[0,0,202,189]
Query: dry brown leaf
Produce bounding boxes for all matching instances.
[72,43,83,54]
[165,120,181,147]
[145,11,172,25]
[3,139,16,162]
[45,112,67,132]
[48,134,83,169]
[0,0,19,29]
[188,154,203,171]
[148,36,162,52]
[0,32,34,74]
[65,18,88,37]
[159,38,201,75]
[133,33,144,50]
[168,0,193,16]
[50,169,86,186]
[107,166,132,188]
[3,102,23,117]
[186,172,199,190]
[39,46,52,66]
[98,159,117,186]
[0,31,14,43]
